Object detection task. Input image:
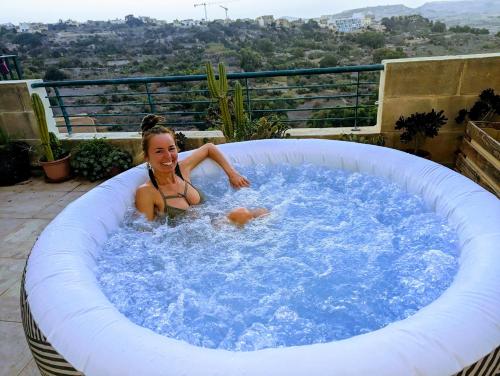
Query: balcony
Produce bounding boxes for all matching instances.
[2,52,499,168]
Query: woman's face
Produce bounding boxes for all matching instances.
[146,133,178,173]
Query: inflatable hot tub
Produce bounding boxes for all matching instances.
[22,139,500,376]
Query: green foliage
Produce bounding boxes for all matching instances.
[449,25,489,35]
[47,132,67,160]
[355,32,385,49]
[381,15,432,33]
[239,47,262,72]
[43,67,68,81]
[175,132,187,152]
[456,88,500,123]
[205,62,288,142]
[71,138,133,181]
[255,38,274,54]
[319,54,339,68]
[395,109,447,154]
[340,133,385,146]
[205,62,234,140]
[372,47,407,63]
[247,115,290,140]
[431,21,447,33]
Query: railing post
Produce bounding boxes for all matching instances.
[54,87,72,134]
[352,71,360,132]
[5,58,15,80]
[145,83,156,113]
[245,78,252,121]
[13,56,23,79]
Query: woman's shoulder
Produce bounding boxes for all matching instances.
[136,182,156,197]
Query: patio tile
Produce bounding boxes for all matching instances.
[0,280,21,323]
[0,321,31,376]
[72,178,103,192]
[34,191,86,219]
[17,359,40,376]
[0,219,50,259]
[0,191,65,219]
[0,259,25,296]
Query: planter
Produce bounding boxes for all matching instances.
[39,153,71,183]
[0,141,31,186]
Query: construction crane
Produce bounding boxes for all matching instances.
[220,5,228,20]
[194,3,209,22]
[194,1,237,21]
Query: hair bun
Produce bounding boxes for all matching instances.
[141,114,162,134]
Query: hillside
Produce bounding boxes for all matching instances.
[330,0,500,32]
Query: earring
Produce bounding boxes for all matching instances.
[146,162,152,170]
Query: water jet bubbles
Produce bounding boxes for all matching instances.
[96,163,459,351]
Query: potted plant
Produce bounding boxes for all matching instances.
[71,138,132,181]
[0,128,31,186]
[456,88,500,124]
[31,93,71,182]
[395,109,447,159]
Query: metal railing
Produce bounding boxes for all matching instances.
[0,55,23,80]
[30,64,383,134]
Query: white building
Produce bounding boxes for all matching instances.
[256,15,274,27]
[18,23,31,32]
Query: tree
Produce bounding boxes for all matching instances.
[239,48,262,72]
[372,48,406,63]
[255,38,274,54]
[43,67,68,81]
[319,54,338,68]
[355,32,385,49]
[125,15,144,27]
[431,21,446,33]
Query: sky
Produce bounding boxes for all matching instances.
[2,0,462,24]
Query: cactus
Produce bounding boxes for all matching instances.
[206,62,233,139]
[233,81,250,141]
[31,93,54,161]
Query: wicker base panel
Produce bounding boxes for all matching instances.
[20,265,84,376]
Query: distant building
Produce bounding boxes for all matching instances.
[256,15,274,27]
[138,16,157,24]
[174,19,201,28]
[17,22,48,33]
[18,23,31,32]
[318,13,372,33]
[1,23,16,30]
[109,18,125,25]
[275,18,291,29]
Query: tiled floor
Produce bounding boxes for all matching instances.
[0,177,101,376]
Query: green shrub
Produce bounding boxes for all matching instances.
[71,138,132,181]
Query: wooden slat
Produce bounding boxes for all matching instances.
[456,154,499,196]
[466,121,500,161]
[460,139,500,182]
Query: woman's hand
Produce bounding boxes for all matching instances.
[229,172,250,188]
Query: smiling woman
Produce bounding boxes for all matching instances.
[135,114,253,222]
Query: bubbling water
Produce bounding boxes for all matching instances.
[96,164,459,351]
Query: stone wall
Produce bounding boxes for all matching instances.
[0,80,58,142]
[378,53,500,166]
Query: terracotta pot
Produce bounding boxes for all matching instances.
[39,153,71,183]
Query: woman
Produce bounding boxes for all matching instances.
[135,115,267,224]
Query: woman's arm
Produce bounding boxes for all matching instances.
[135,185,155,220]
[180,143,250,188]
